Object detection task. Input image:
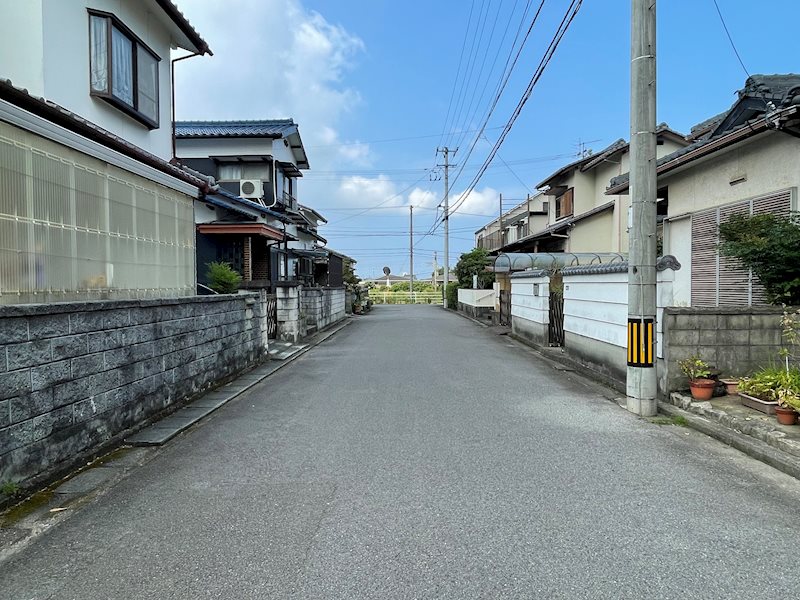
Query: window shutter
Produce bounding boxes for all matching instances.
[751,190,792,303]
[691,209,718,306]
[691,189,794,307]
[717,201,750,306]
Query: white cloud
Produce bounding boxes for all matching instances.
[445,187,500,218]
[407,188,438,210]
[335,175,402,208]
[174,0,366,166]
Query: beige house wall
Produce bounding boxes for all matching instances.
[663,133,800,216]
[566,211,615,253]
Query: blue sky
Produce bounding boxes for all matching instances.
[176,0,800,280]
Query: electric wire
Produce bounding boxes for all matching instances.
[711,0,751,78]
[446,0,584,222]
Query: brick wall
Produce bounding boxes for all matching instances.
[0,294,268,484]
[662,306,785,392]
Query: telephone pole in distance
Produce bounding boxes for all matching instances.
[436,147,456,307]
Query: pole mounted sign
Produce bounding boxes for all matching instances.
[627,318,655,368]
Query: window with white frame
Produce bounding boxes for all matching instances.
[89,11,160,128]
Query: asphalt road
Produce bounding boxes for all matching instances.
[3,305,800,599]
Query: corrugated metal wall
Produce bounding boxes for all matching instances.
[0,121,195,304]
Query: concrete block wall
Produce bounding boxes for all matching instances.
[301,287,346,333]
[510,272,550,347]
[0,294,268,484]
[663,306,786,393]
[276,284,303,342]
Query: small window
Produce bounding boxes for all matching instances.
[89,11,160,129]
[555,188,574,219]
[218,163,270,181]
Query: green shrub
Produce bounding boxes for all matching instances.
[206,261,242,294]
[446,282,459,309]
[739,366,800,410]
[718,212,800,304]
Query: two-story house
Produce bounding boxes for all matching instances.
[0,0,210,304]
[175,120,339,290]
[607,74,800,308]
[475,193,549,254]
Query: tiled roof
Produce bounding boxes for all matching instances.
[175,120,298,138]
[561,255,681,276]
[607,75,800,194]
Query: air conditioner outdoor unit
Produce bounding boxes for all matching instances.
[239,179,263,199]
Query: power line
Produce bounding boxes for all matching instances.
[711,0,750,78]
[438,0,478,149]
[450,0,509,151]
[447,0,584,221]
[445,0,492,148]
[453,0,529,152]
[309,125,505,149]
[446,0,548,195]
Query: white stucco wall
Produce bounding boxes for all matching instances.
[0,0,45,96]
[175,137,275,160]
[510,274,550,325]
[563,270,675,359]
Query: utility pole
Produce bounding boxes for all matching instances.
[437,147,455,307]
[627,0,658,416]
[499,193,503,247]
[433,251,438,288]
[409,205,414,304]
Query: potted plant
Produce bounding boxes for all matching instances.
[678,356,715,401]
[738,368,781,415]
[719,377,739,395]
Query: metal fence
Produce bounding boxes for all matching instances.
[370,291,443,305]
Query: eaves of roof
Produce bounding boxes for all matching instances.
[211,187,291,222]
[298,204,328,224]
[579,139,627,172]
[606,106,800,195]
[175,120,297,138]
[536,153,596,190]
[154,0,212,55]
[0,78,207,191]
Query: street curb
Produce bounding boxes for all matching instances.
[657,401,800,481]
[125,317,354,446]
[449,307,490,328]
[664,391,800,459]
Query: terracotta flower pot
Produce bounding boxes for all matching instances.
[775,406,798,426]
[720,378,739,395]
[689,378,716,401]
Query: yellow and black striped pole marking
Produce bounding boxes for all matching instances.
[627,318,655,368]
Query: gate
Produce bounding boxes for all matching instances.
[265,294,278,339]
[499,289,511,326]
[548,273,564,346]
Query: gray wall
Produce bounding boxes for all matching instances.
[662,306,786,393]
[302,288,346,334]
[0,294,268,484]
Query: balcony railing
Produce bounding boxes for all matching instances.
[477,223,530,252]
[282,191,298,211]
